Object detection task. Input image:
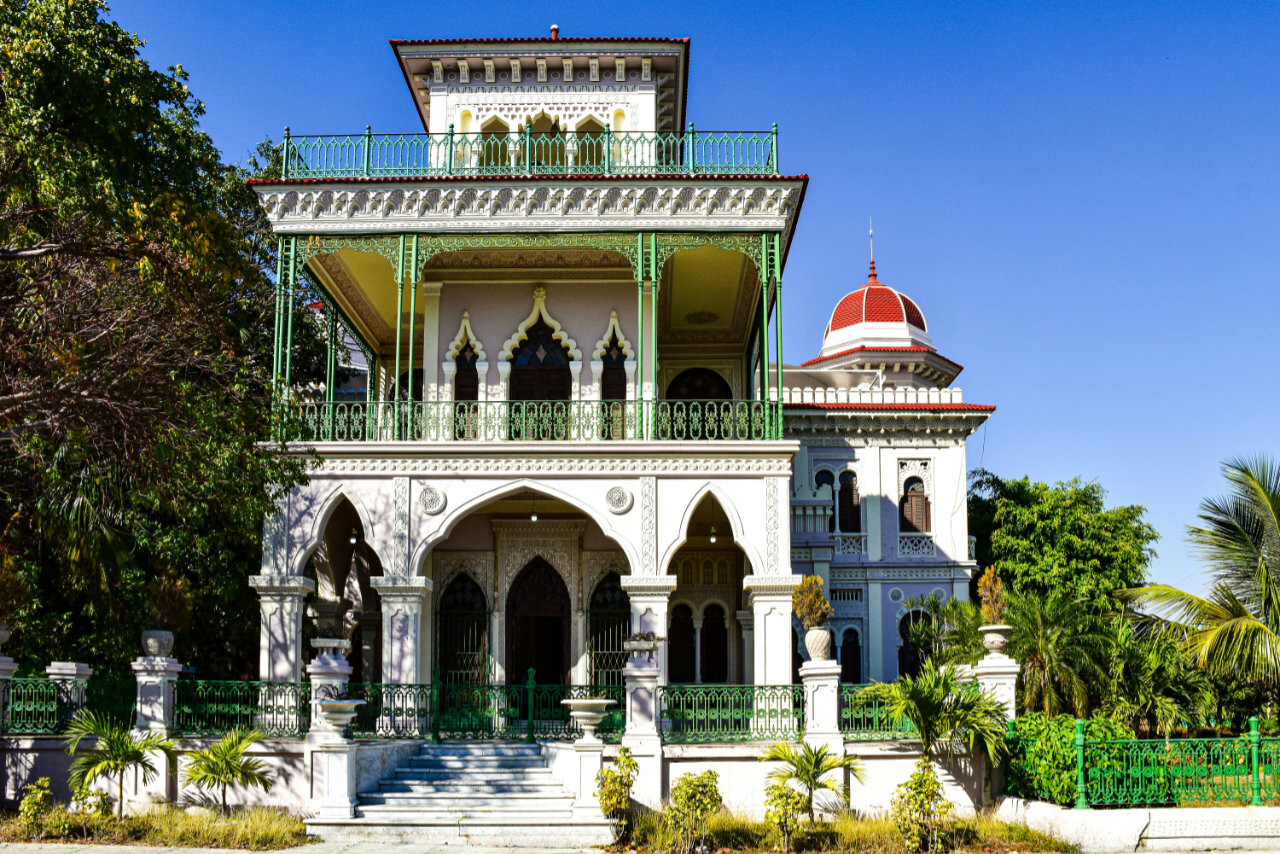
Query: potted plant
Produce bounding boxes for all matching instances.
[977,567,1011,654]
[622,630,662,660]
[142,574,191,658]
[311,615,352,662]
[793,575,835,661]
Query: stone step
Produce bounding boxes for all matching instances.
[307,815,613,847]
[392,766,555,781]
[358,793,576,809]
[377,781,566,794]
[404,757,547,770]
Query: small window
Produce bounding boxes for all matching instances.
[900,477,931,533]
[838,471,861,533]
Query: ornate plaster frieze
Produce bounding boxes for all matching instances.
[310,454,795,477]
[766,478,781,575]
[640,476,656,573]
[431,551,493,608]
[868,567,968,580]
[444,311,486,361]
[391,477,410,577]
[784,413,985,442]
[253,181,801,235]
[492,520,584,608]
[499,285,582,362]
[897,459,933,496]
[591,310,635,361]
[581,550,628,601]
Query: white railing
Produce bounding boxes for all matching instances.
[834,533,868,556]
[897,533,936,558]
[790,502,834,535]
[781,386,964,406]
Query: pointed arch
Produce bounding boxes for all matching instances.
[591,310,634,361]
[290,484,388,578]
[659,482,762,574]
[444,310,487,362]
[499,285,581,362]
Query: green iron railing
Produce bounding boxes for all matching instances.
[658,684,803,744]
[1009,717,1280,808]
[0,678,83,735]
[346,676,623,742]
[291,399,777,443]
[839,684,915,740]
[171,680,311,738]
[281,126,779,180]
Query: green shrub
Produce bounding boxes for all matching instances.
[71,784,112,818]
[1007,712,1134,805]
[890,757,953,853]
[596,746,639,843]
[792,823,840,852]
[667,770,722,854]
[704,811,769,850]
[182,727,274,813]
[793,575,834,630]
[765,781,806,852]
[0,805,309,849]
[17,777,54,839]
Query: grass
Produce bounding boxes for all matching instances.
[627,807,1071,853]
[0,805,312,850]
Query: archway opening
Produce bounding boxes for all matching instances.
[700,604,729,683]
[665,367,733,401]
[437,573,489,685]
[587,571,630,687]
[668,604,696,684]
[480,117,509,171]
[574,115,605,172]
[506,556,571,685]
[302,496,382,683]
[840,628,862,684]
[510,316,572,401]
[898,611,927,679]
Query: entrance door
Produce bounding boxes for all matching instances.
[506,557,571,685]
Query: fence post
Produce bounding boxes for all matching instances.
[525,667,536,744]
[604,123,612,175]
[686,122,695,174]
[431,666,442,744]
[770,122,778,173]
[1251,716,1264,806]
[799,659,841,755]
[446,124,454,176]
[362,125,372,177]
[521,126,531,175]
[281,126,291,180]
[0,631,14,734]
[1073,719,1089,809]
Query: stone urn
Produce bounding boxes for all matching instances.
[804,627,833,661]
[141,629,174,658]
[310,638,351,662]
[623,637,662,662]
[315,698,365,732]
[0,623,10,652]
[561,697,617,743]
[980,624,1012,655]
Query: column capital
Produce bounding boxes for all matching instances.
[370,576,433,602]
[47,661,92,681]
[620,575,678,595]
[743,574,803,597]
[250,574,316,596]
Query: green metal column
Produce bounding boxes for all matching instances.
[325,303,337,404]
[1251,716,1264,806]
[393,235,406,405]
[406,235,419,406]
[635,233,645,438]
[282,236,298,401]
[757,234,770,409]
[648,233,658,441]
[271,238,286,399]
[1073,719,1089,809]
[772,233,785,438]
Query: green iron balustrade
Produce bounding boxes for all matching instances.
[1261,738,1280,801]
[839,684,915,740]
[171,680,310,738]
[0,678,82,735]
[657,684,804,744]
[290,399,776,443]
[347,683,433,739]
[281,127,779,181]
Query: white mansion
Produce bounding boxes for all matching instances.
[248,31,992,702]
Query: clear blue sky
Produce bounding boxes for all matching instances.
[109,1,1279,591]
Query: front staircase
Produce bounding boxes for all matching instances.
[306,741,613,846]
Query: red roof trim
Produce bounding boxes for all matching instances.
[247,173,809,187]
[799,346,962,371]
[787,403,996,413]
[389,36,691,46]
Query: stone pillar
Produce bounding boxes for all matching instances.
[692,619,703,684]
[305,644,359,821]
[370,577,432,684]
[736,610,754,685]
[867,576,884,682]
[811,546,833,595]
[129,656,182,807]
[47,661,92,707]
[421,283,442,404]
[0,634,17,738]
[800,660,843,754]
[306,643,352,728]
[619,576,675,810]
[743,576,802,685]
[251,575,316,682]
[974,640,1019,721]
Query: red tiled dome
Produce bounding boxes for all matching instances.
[826,262,927,334]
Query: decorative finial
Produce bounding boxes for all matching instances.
[868,217,874,263]
[550,24,560,40]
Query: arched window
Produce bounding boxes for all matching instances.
[840,629,862,684]
[525,113,565,173]
[575,116,605,173]
[668,604,696,684]
[510,317,571,401]
[599,332,628,441]
[665,368,733,401]
[479,117,509,171]
[700,605,728,684]
[838,471,861,533]
[900,477,931,533]
[437,574,489,685]
[453,339,480,440]
[898,611,926,679]
[815,469,836,533]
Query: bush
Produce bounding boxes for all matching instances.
[182,727,273,813]
[1007,712,1134,805]
[0,804,308,849]
[70,784,112,818]
[596,746,639,843]
[765,781,806,852]
[17,777,55,840]
[666,770,722,853]
[891,757,953,853]
[793,575,834,630]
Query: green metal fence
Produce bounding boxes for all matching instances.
[658,684,803,743]
[292,399,777,443]
[281,127,780,181]
[0,678,83,735]
[1011,717,1280,808]
[345,678,623,742]
[839,684,915,740]
[171,680,310,738]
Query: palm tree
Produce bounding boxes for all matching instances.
[1007,590,1109,716]
[64,710,177,818]
[182,727,273,813]
[1126,456,1280,683]
[886,664,1006,766]
[761,742,864,824]
[1103,619,1209,735]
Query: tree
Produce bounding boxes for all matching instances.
[1007,590,1108,716]
[760,741,865,823]
[182,727,273,813]
[1102,620,1209,735]
[886,664,1006,767]
[1125,455,1280,685]
[64,711,176,818]
[901,594,984,668]
[0,1,313,673]
[969,470,1159,606]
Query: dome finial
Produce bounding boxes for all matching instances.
[868,217,874,263]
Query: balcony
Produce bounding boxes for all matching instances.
[280,127,779,181]
[287,399,780,444]
[897,533,936,558]
[834,532,869,556]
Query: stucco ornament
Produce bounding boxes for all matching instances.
[419,485,447,516]
[605,486,633,514]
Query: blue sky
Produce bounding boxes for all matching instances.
[109,1,1279,591]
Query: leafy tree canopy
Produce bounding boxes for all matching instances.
[0,0,313,674]
[969,469,1158,605]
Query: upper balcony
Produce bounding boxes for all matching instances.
[280,126,779,181]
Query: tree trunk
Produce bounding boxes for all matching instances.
[118,773,125,819]
[221,784,227,815]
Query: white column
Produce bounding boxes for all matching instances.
[305,646,358,820]
[743,576,802,685]
[440,362,456,404]
[574,609,588,685]
[736,610,754,685]
[250,575,316,682]
[371,577,432,684]
[569,361,583,402]
[639,283,657,403]
[812,545,833,592]
[867,445,885,561]
[867,575,884,682]
[421,283,442,404]
[619,576,675,810]
[128,656,182,808]
[800,660,843,754]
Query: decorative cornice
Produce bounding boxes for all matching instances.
[742,574,803,596]
[253,180,802,234]
[249,575,316,596]
[304,448,797,477]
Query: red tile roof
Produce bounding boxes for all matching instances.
[798,345,962,371]
[826,261,928,333]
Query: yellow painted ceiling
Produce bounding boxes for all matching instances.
[664,247,750,336]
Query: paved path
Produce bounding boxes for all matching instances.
[0,846,599,854]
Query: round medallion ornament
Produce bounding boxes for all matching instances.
[605,486,633,514]
[419,486,446,516]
